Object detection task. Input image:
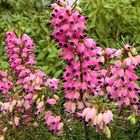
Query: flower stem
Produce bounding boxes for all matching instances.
[83,122,89,140]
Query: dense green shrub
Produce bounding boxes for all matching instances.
[1,0,140,77]
[0,0,140,139]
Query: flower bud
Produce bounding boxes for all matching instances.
[104,126,111,138]
[33,94,38,100]
[75,6,82,13]
[131,47,137,56]
[53,95,59,100]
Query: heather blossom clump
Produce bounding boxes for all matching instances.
[0,31,62,138]
[49,0,114,134]
[5,32,46,94]
[45,78,59,91]
[50,0,104,106]
[44,111,64,135]
[81,107,113,131]
[50,0,140,136]
[0,70,13,95]
[105,44,140,113]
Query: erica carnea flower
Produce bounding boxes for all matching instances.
[5,32,59,100]
[81,107,113,131]
[44,111,63,135]
[50,0,105,112]
[0,71,13,95]
[50,1,140,137]
[49,0,115,134]
[5,32,46,94]
[106,45,140,108]
[0,31,63,137]
[45,78,59,91]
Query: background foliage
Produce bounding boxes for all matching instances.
[0,0,140,139]
[0,0,140,77]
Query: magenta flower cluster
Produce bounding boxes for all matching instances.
[5,32,46,94]
[0,31,62,138]
[50,1,103,103]
[44,111,64,136]
[50,0,140,133]
[0,71,13,95]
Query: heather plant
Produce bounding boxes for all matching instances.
[0,0,140,140]
[49,0,140,139]
[0,31,62,140]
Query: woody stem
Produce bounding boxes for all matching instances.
[79,56,89,140]
[79,56,83,101]
[83,122,89,140]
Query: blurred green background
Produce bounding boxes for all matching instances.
[0,0,140,139]
[0,0,140,78]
